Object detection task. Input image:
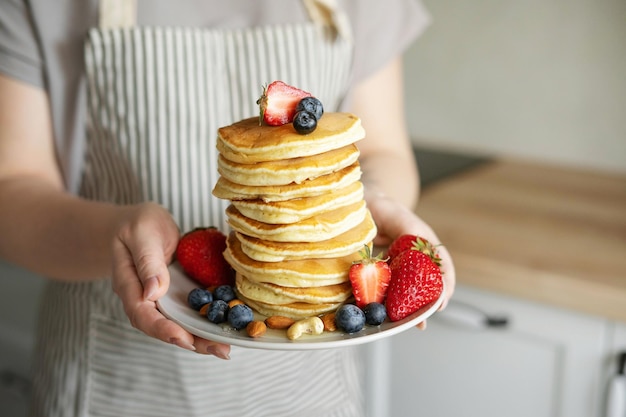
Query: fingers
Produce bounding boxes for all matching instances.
[111,236,181,341]
[112,238,231,359]
[193,338,231,360]
[115,204,179,301]
[110,204,231,359]
[127,291,231,359]
[437,244,455,310]
[367,195,457,313]
[128,239,172,301]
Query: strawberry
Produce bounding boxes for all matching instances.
[175,227,235,287]
[387,234,442,266]
[385,249,443,322]
[348,246,391,308]
[257,81,312,126]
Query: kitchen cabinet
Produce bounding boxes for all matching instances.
[389,285,608,417]
[605,323,626,417]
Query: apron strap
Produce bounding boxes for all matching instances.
[97,0,351,40]
[302,0,352,41]
[99,0,137,29]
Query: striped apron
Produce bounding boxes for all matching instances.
[30,1,364,417]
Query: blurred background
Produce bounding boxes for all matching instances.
[1,0,624,416]
[405,0,625,174]
[390,1,626,417]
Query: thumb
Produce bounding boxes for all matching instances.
[115,204,180,301]
[131,238,174,301]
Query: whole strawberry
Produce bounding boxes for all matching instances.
[387,234,442,266]
[385,249,443,322]
[348,246,391,309]
[257,81,312,126]
[176,227,234,287]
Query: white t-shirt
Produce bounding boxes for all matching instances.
[0,0,429,192]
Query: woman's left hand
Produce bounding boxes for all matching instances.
[366,193,455,327]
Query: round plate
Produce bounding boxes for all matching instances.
[157,263,444,350]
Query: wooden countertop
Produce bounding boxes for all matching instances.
[416,159,626,322]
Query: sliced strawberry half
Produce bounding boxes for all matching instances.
[348,246,392,308]
[257,81,312,126]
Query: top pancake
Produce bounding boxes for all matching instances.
[217,112,365,163]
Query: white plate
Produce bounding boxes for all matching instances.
[157,263,444,350]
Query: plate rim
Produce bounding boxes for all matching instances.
[157,262,444,351]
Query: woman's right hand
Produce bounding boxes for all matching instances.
[111,202,231,359]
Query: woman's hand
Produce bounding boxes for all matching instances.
[366,192,456,326]
[111,202,231,359]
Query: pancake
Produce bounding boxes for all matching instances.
[231,181,364,224]
[212,162,362,202]
[217,112,365,163]
[223,232,360,287]
[217,144,359,186]
[226,201,367,242]
[235,292,342,320]
[237,210,377,262]
[235,273,353,304]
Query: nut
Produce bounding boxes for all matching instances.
[287,317,324,340]
[228,299,245,308]
[246,321,267,338]
[199,303,210,316]
[265,315,295,330]
[321,313,337,332]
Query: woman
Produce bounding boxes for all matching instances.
[0,1,454,416]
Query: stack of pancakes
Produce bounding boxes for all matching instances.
[212,112,377,319]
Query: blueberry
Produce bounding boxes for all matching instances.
[296,97,324,121]
[335,304,366,334]
[206,300,229,324]
[228,304,254,330]
[187,288,213,311]
[293,111,317,134]
[363,302,387,326]
[213,285,236,302]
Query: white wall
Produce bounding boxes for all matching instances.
[404,0,626,173]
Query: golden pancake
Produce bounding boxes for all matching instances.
[223,232,359,287]
[235,292,341,320]
[212,162,362,202]
[217,144,359,186]
[226,201,367,242]
[237,210,377,262]
[235,273,353,304]
[217,112,365,163]
[231,181,364,224]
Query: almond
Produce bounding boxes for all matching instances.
[246,321,267,338]
[228,299,245,308]
[265,315,295,330]
[321,313,337,332]
[199,303,210,316]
